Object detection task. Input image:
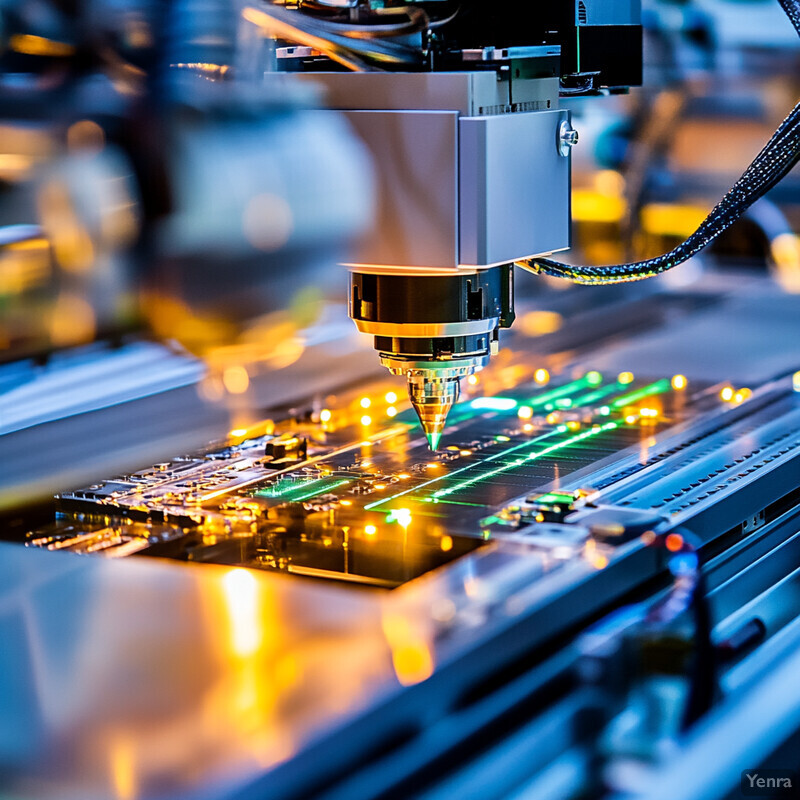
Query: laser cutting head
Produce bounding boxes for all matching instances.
[350,267,515,449]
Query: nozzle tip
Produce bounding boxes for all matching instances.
[426,430,442,451]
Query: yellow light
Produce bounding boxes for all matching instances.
[523,423,534,432]
[625,414,638,424]
[534,368,550,384]
[223,365,250,395]
[566,420,581,431]
[229,428,247,437]
[340,499,352,506]
[320,408,332,423]
[392,508,412,528]
[618,371,634,385]
[459,449,472,456]
[360,415,372,426]
[385,391,398,404]
[360,397,371,409]
[398,473,410,480]
[374,483,386,490]
[10,33,75,56]
[364,525,377,536]
[322,537,332,547]
[546,412,560,425]
[794,371,800,392]
[440,535,453,552]
[517,405,533,420]
[387,406,397,417]
[426,462,439,469]
[720,386,734,402]
[671,374,687,391]
[467,374,479,386]
[738,388,752,400]
[639,407,657,418]
[520,310,563,336]
[221,568,260,657]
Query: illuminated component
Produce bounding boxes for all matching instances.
[665,532,684,552]
[671,374,687,391]
[720,386,734,402]
[585,371,603,386]
[534,368,550,384]
[229,428,247,437]
[430,422,619,499]
[387,406,398,417]
[385,391,398,404]
[617,371,634,385]
[364,525,377,536]
[517,406,533,419]
[223,365,250,394]
[387,508,412,527]
[440,535,453,552]
[360,415,372,426]
[467,374,479,386]
[611,379,670,409]
[365,428,565,510]
[255,476,351,502]
[470,397,518,411]
[360,397,371,409]
[320,408,332,423]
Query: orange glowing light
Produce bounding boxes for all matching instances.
[440,535,453,552]
[320,408,332,423]
[665,533,684,552]
[534,368,550,384]
[720,386,734,402]
[671,374,687,391]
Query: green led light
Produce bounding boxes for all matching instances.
[255,476,350,502]
[568,382,624,408]
[364,428,564,511]
[610,379,671,409]
[585,370,603,386]
[431,422,618,499]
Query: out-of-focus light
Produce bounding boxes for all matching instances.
[360,415,372,426]
[518,406,533,419]
[625,414,638,424]
[387,508,412,528]
[599,406,611,416]
[223,366,250,395]
[229,428,247,437]
[495,435,511,442]
[398,473,410,480]
[10,33,75,57]
[320,408,332,423]
[459,449,472,456]
[534,368,550,384]
[387,406,398,417]
[471,397,517,411]
[467,374,479,386]
[374,483,386,490]
[665,533,684,552]
[67,120,105,153]
[546,412,560,425]
[618,371,634,385]
[340,499,352,506]
[243,193,293,252]
[793,371,800,392]
[586,370,602,385]
[671,374,687,391]
[364,525,377,536]
[736,388,752,403]
[720,386,734,402]
[385,391,398,404]
[566,420,580,431]
[360,397,371,409]
[640,407,657,418]
[440,535,453,552]
[520,310,563,336]
[426,462,439,469]
[523,423,534,432]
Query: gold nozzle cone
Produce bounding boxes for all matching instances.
[408,374,460,451]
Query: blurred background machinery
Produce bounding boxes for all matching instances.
[1,1,800,799]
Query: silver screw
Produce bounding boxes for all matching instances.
[558,120,579,157]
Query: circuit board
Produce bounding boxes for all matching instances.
[26,366,730,587]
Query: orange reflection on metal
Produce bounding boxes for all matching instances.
[222,568,261,657]
[382,613,434,687]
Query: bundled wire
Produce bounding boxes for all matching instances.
[243,2,429,71]
[519,0,800,285]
